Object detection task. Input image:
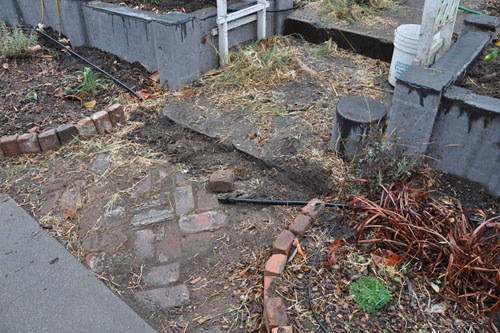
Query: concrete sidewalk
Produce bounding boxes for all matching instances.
[0,194,156,333]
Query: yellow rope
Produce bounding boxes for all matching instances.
[56,0,62,38]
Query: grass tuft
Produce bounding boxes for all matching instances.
[0,20,38,58]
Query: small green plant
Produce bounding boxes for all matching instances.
[349,276,392,313]
[0,20,38,58]
[25,91,38,102]
[484,40,500,62]
[72,67,108,97]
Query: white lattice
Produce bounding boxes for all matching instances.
[414,0,460,66]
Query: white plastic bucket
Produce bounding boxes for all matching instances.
[388,24,420,86]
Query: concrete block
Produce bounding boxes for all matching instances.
[38,129,61,152]
[153,13,200,89]
[0,0,22,26]
[91,111,113,134]
[56,123,79,145]
[427,86,500,196]
[387,66,453,157]
[75,117,98,138]
[17,133,41,154]
[106,103,126,126]
[83,3,158,70]
[0,135,21,157]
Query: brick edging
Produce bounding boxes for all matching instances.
[262,199,326,333]
[0,104,126,158]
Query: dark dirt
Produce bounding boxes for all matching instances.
[0,32,152,137]
[462,44,500,99]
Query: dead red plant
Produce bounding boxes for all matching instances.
[347,175,500,331]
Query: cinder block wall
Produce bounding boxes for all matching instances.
[0,0,293,89]
[428,87,500,196]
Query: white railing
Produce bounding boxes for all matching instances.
[215,0,269,67]
[414,0,460,66]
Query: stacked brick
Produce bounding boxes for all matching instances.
[263,199,326,333]
[0,104,125,157]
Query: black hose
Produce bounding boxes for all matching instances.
[34,29,143,100]
[307,218,340,333]
[217,196,349,208]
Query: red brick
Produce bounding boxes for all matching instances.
[17,133,41,154]
[91,110,113,134]
[301,198,325,220]
[263,275,281,300]
[264,254,287,277]
[289,214,312,236]
[38,129,60,152]
[272,230,295,255]
[178,211,227,234]
[209,169,234,192]
[174,185,195,217]
[272,326,293,333]
[0,135,20,156]
[56,123,78,145]
[195,188,220,212]
[106,103,126,126]
[264,298,288,330]
[75,117,98,138]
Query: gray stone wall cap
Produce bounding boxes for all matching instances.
[398,66,454,92]
[444,86,500,115]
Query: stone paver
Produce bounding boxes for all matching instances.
[178,211,228,234]
[157,233,183,262]
[134,284,190,310]
[195,187,220,212]
[135,229,156,260]
[174,185,195,216]
[144,263,180,287]
[131,208,175,226]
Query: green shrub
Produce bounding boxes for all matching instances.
[349,276,392,313]
[0,20,38,58]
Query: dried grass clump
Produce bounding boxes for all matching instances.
[317,0,395,22]
[202,36,303,91]
[347,175,500,330]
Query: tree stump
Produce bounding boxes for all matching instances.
[331,96,387,160]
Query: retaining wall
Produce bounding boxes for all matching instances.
[0,0,293,89]
[387,15,500,196]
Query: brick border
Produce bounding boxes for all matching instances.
[0,104,125,157]
[262,198,326,333]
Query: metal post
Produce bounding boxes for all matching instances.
[216,0,229,67]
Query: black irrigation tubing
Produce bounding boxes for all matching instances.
[217,196,349,208]
[308,218,341,333]
[33,28,143,101]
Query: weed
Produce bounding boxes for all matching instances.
[349,276,392,313]
[71,67,108,97]
[315,39,338,57]
[0,20,38,58]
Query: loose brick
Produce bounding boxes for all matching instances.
[178,211,228,234]
[91,110,113,134]
[144,263,180,287]
[301,198,325,220]
[174,185,195,217]
[263,275,281,300]
[157,232,182,262]
[264,254,287,277]
[272,326,293,333]
[0,135,20,156]
[134,284,190,311]
[289,214,312,236]
[264,298,288,330]
[17,133,41,154]
[75,117,98,138]
[38,129,60,152]
[56,123,78,145]
[209,169,234,192]
[106,103,126,126]
[272,230,295,255]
